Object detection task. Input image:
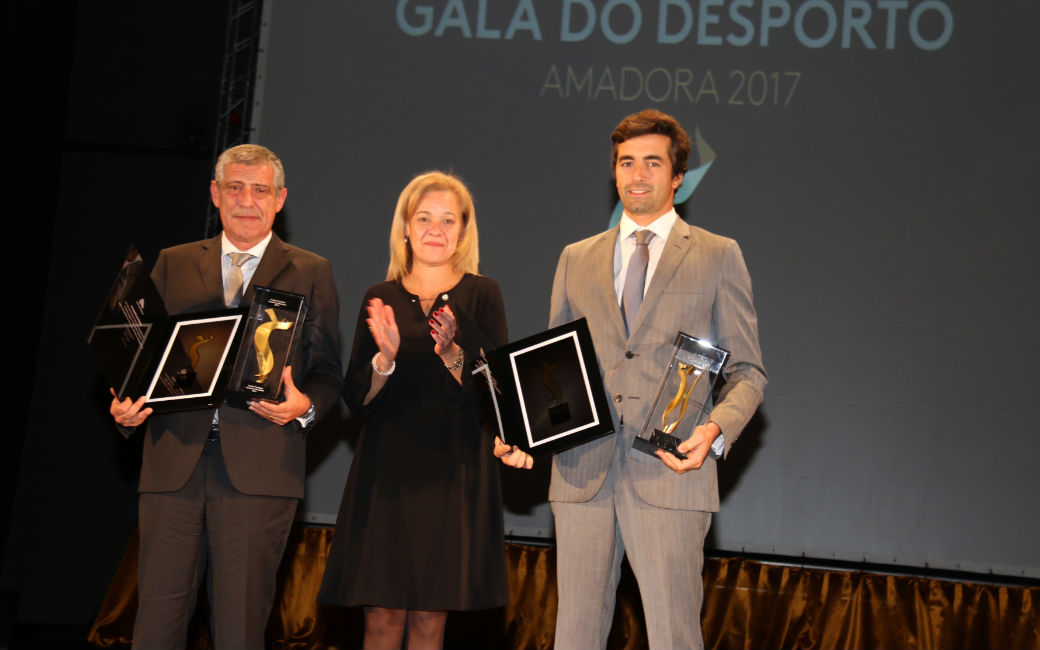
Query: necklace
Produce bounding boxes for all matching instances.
[402,282,454,316]
[402,271,461,307]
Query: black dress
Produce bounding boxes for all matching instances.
[318,274,509,611]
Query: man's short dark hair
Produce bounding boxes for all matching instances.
[610,109,691,178]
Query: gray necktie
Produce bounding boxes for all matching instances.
[225,252,252,307]
[622,230,654,333]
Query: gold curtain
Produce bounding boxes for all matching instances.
[89,526,1040,649]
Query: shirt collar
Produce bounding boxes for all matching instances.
[221,231,273,259]
[618,209,677,244]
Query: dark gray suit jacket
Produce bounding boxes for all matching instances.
[126,233,341,499]
[548,219,766,512]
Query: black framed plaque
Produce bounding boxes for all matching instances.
[225,286,307,405]
[472,318,613,456]
[140,310,245,412]
[632,332,729,460]
[87,245,168,400]
[89,245,248,413]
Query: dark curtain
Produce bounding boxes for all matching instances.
[89,526,1040,650]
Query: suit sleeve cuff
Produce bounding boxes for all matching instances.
[709,432,725,459]
[294,403,316,431]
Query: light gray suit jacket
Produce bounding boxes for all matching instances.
[548,218,766,512]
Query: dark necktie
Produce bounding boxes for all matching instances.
[622,230,654,333]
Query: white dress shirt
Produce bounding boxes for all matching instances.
[220,231,272,296]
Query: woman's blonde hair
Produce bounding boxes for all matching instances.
[386,171,480,281]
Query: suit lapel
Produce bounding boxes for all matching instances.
[243,234,292,304]
[592,228,627,342]
[197,235,224,305]
[629,219,692,337]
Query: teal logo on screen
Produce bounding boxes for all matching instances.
[609,126,716,228]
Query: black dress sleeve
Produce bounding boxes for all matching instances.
[342,286,386,416]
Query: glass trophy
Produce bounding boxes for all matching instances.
[632,332,729,460]
[87,245,168,400]
[226,286,307,405]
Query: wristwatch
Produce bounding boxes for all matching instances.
[295,402,317,431]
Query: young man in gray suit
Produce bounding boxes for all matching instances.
[109,144,341,649]
[548,110,767,649]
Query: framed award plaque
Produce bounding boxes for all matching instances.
[139,310,246,411]
[472,318,614,456]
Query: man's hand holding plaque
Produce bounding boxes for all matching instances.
[109,388,154,429]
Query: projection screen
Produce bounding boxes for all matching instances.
[251,1,1040,578]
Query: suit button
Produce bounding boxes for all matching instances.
[624,351,634,359]
[613,394,623,403]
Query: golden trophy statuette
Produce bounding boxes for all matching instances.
[253,308,294,383]
[660,362,704,434]
[187,335,214,370]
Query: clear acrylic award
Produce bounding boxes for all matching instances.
[226,286,307,405]
[632,332,728,460]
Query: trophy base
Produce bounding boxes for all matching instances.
[225,382,282,409]
[633,429,688,460]
[548,403,571,425]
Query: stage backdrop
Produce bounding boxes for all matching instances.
[252,1,1039,578]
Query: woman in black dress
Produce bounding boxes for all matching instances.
[318,171,532,649]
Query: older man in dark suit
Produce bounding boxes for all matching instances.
[548,110,767,649]
[110,144,341,649]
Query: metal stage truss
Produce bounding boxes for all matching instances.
[205,0,265,237]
